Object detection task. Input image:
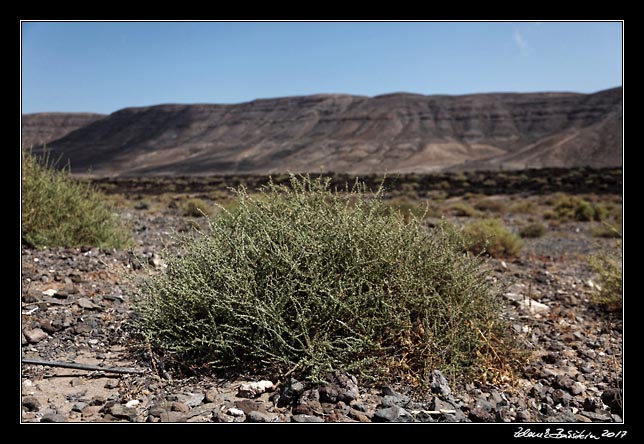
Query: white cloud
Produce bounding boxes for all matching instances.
[513,30,529,56]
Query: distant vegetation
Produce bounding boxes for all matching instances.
[21,148,131,249]
[589,236,622,312]
[519,223,547,239]
[462,219,524,258]
[133,175,525,386]
[87,167,623,198]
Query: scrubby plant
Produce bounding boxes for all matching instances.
[589,237,622,312]
[21,148,131,249]
[519,223,547,239]
[546,194,607,222]
[382,197,439,221]
[509,199,537,215]
[448,202,479,218]
[462,219,523,258]
[474,198,507,214]
[182,198,211,217]
[133,175,525,386]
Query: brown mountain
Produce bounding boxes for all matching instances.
[29,87,622,176]
[21,113,107,151]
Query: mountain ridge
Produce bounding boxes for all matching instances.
[24,87,622,176]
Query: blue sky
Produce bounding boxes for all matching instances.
[21,21,623,114]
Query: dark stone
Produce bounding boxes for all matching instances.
[293,389,322,415]
[292,414,324,423]
[601,388,622,415]
[292,403,313,415]
[170,401,190,413]
[22,291,39,303]
[430,370,452,397]
[148,405,167,417]
[90,396,106,406]
[543,353,559,364]
[234,399,266,415]
[489,390,505,406]
[351,402,368,412]
[322,373,359,403]
[380,394,409,408]
[381,385,400,397]
[22,396,41,412]
[38,319,59,334]
[432,397,456,412]
[108,404,138,421]
[246,411,273,423]
[495,407,515,422]
[279,378,305,406]
[552,389,572,406]
[319,383,343,403]
[555,374,575,390]
[583,397,603,412]
[468,406,495,422]
[372,406,413,423]
[204,388,219,403]
[325,411,345,422]
[40,413,67,422]
[415,411,437,422]
[72,402,88,412]
[516,409,532,422]
[348,409,372,422]
[580,411,613,422]
[474,397,496,412]
[530,383,545,398]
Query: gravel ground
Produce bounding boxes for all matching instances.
[21,204,623,423]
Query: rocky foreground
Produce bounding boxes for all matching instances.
[21,207,623,423]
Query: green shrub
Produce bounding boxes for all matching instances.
[21,149,131,249]
[462,219,523,258]
[448,202,479,218]
[589,239,622,311]
[509,199,537,215]
[519,223,547,239]
[182,198,211,217]
[133,175,524,386]
[547,194,606,222]
[474,198,507,214]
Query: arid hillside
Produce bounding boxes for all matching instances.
[26,87,622,176]
[22,113,106,150]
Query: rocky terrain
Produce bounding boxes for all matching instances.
[25,87,622,177]
[20,187,623,423]
[21,113,106,150]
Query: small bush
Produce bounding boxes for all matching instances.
[589,239,622,311]
[519,223,547,239]
[547,194,606,222]
[509,200,537,215]
[182,198,211,217]
[448,202,479,218]
[474,198,507,214]
[133,175,524,387]
[21,149,131,249]
[462,219,523,258]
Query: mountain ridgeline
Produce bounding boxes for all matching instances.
[24,87,622,176]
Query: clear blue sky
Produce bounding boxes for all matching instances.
[21,21,623,114]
